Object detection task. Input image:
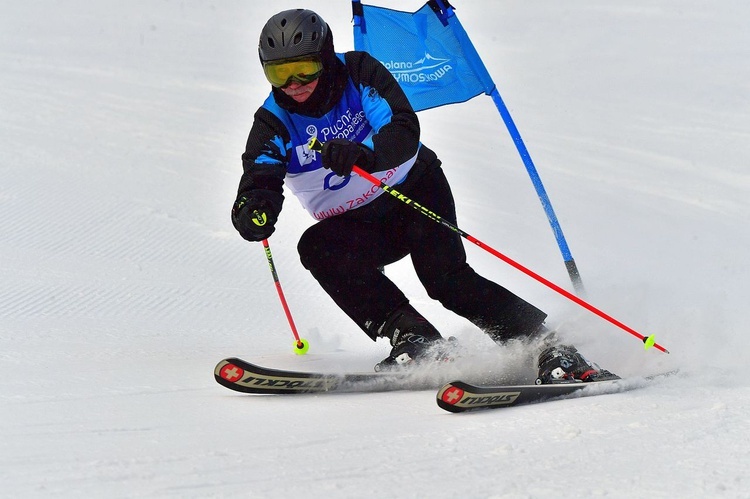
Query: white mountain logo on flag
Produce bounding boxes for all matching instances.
[381,53,454,84]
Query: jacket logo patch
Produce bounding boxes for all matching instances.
[296,141,317,167]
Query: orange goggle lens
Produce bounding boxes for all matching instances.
[263,57,323,88]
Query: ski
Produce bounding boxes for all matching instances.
[436,380,617,412]
[215,357,443,394]
[436,371,677,413]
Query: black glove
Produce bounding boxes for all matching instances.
[320,139,375,177]
[231,194,278,242]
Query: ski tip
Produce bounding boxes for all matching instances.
[436,382,469,413]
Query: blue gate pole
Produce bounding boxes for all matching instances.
[488,87,585,295]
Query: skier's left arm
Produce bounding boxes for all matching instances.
[347,51,421,172]
[321,51,420,177]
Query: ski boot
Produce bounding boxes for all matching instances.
[535,344,619,384]
[374,304,456,372]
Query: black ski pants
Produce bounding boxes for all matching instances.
[297,162,547,342]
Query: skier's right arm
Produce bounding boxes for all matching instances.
[232,109,289,242]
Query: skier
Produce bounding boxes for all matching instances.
[232,9,616,381]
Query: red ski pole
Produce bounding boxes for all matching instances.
[361,167,668,353]
[307,138,667,353]
[260,237,309,355]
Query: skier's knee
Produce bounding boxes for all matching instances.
[297,229,325,271]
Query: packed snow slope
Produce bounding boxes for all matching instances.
[1,1,748,497]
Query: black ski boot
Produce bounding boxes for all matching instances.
[374,304,455,372]
[536,344,619,384]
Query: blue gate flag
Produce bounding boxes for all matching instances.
[352,0,495,112]
[352,0,586,294]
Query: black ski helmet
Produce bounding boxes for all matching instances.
[259,9,329,63]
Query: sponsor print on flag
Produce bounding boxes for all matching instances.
[353,1,494,111]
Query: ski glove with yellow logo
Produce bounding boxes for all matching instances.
[232,193,279,242]
[320,138,375,177]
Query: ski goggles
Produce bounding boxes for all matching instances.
[262,56,324,88]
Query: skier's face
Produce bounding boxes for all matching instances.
[263,55,323,88]
[280,78,319,103]
[263,54,323,103]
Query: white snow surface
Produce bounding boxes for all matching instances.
[2,1,749,497]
